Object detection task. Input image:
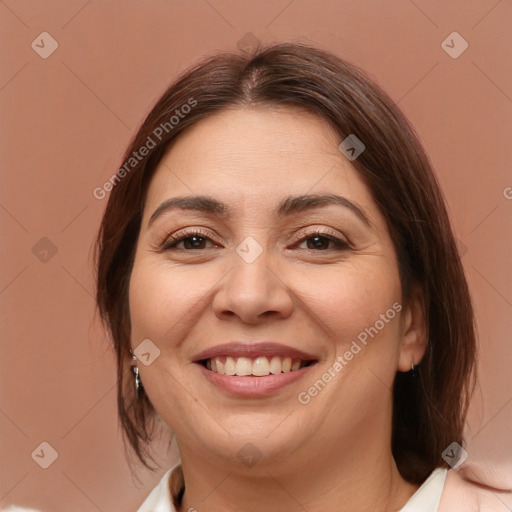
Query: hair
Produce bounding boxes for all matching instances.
[95,42,477,484]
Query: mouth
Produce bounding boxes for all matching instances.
[192,342,319,397]
[199,356,316,376]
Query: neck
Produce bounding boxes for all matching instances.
[177,435,419,512]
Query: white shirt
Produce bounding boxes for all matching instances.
[135,465,176,512]
[135,464,448,512]
[398,468,447,511]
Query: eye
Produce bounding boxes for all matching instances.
[159,228,351,252]
[162,229,221,251]
[294,230,351,251]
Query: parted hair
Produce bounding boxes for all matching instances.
[95,42,477,484]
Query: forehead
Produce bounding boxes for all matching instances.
[143,107,376,221]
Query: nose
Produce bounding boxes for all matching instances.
[212,249,294,324]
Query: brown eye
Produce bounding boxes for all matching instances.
[162,230,220,251]
[296,231,351,251]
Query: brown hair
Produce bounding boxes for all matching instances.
[95,42,476,483]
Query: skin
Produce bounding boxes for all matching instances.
[128,106,427,512]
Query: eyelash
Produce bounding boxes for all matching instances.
[161,228,351,252]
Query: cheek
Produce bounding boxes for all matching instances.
[300,264,402,426]
[298,258,401,345]
[128,259,184,343]
[128,260,199,423]
[128,257,218,348]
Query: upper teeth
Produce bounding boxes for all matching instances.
[206,356,306,376]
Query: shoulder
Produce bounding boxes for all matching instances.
[438,461,512,511]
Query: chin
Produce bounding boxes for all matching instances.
[194,425,304,470]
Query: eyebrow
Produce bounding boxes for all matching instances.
[148,193,371,228]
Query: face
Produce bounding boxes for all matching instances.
[128,106,425,473]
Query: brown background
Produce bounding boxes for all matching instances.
[1,1,511,511]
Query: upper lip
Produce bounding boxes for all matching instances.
[192,342,318,362]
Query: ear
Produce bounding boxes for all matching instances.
[397,283,427,372]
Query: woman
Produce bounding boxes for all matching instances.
[95,43,510,511]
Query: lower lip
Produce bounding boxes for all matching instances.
[196,363,316,397]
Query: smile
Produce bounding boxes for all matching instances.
[201,356,314,376]
[192,342,319,396]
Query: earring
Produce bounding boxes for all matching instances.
[410,361,418,378]
[132,366,142,392]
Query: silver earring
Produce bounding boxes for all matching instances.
[133,366,142,392]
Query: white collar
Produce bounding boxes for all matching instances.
[399,468,448,512]
[136,464,448,512]
[135,465,176,512]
